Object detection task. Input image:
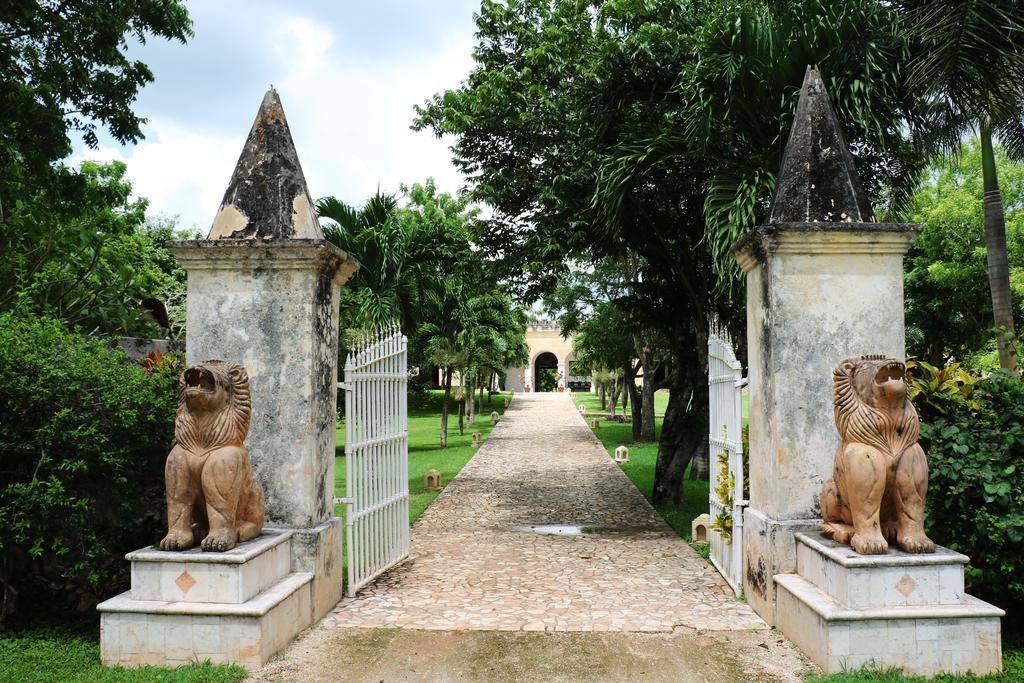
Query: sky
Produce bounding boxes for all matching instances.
[72,1,480,232]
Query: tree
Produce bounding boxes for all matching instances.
[546,264,669,441]
[896,0,1024,369]
[904,140,1024,367]
[416,0,924,505]
[1,160,190,335]
[1,0,191,178]
[318,191,408,331]
[322,181,528,445]
[1,1,192,333]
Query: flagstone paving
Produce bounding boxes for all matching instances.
[324,391,766,633]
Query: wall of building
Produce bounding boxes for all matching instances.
[505,321,587,392]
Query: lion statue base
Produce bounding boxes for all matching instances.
[160,360,264,552]
[819,355,935,555]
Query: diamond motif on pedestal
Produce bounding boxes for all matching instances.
[175,570,197,594]
[895,573,917,597]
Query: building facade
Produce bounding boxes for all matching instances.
[504,320,589,392]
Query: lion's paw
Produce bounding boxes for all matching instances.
[201,530,237,552]
[898,533,935,553]
[160,531,195,551]
[851,531,888,555]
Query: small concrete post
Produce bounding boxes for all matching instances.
[590,419,599,429]
[471,432,482,448]
[691,513,711,543]
[490,410,499,425]
[170,89,359,622]
[425,469,442,490]
[578,403,587,415]
[614,444,629,463]
[731,67,918,625]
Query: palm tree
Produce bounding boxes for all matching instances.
[317,192,449,334]
[419,278,470,448]
[896,0,1024,369]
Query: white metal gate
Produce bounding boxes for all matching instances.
[342,324,409,596]
[708,324,746,596]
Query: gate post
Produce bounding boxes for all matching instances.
[730,67,917,625]
[170,89,358,621]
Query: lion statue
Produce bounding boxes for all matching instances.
[159,360,264,552]
[819,355,935,555]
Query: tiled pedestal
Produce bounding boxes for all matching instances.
[97,530,313,669]
[776,533,1004,676]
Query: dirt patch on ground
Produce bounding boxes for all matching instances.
[251,625,815,683]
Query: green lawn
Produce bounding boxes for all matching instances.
[573,387,670,417]
[334,389,511,524]
[0,620,246,683]
[572,390,708,542]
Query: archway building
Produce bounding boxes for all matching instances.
[504,320,589,392]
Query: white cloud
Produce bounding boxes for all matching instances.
[73,7,475,232]
[74,121,239,231]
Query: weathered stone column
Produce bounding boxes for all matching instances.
[170,89,358,619]
[731,67,918,624]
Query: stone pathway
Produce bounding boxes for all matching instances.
[323,392,765,633]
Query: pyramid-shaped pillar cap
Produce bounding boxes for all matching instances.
[768,66,875,224]
[207,88,324,240]
[730,66,918,272]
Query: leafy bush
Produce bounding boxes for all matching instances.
[0,315,178,622]
[916,368,1024,611]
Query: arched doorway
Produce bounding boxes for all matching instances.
[533,352,559,392]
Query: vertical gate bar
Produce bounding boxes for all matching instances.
[366,335,374,581]
[388,330,396,567]
[386,332,391,566]
[372,331,380,573]
[358,342,366,593]
[393,330,400,561]
[400,333,408,554]
[392,330,398,563]
[359,342,368,589]
[344,350,354,597]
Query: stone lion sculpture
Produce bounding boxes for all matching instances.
[819,355,935,555]
[160,360,264,552]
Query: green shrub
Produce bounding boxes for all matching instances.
[917,369,1024,612]
[0,315,179,622]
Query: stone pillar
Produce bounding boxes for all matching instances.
[731,67,917,625]
[170,89,358,620]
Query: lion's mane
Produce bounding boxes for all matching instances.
[174,360,251,453]
[833,355,918,458]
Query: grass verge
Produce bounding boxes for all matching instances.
[0,618,246,683]
[803,647,1024,682]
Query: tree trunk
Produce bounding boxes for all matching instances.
[636,340,656,442]
[459,393,465,435]
[626,362,642,441]
[440,368,452,448]
[599,380,606,410]
[652,331,709,506]
[609,377,619,417]
[466,371,475,425]
[981,118,1017,371]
